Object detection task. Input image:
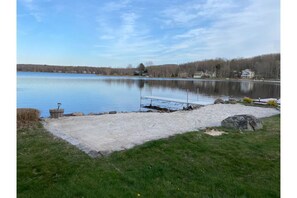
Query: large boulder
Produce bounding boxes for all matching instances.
[221,114,263,131]
[214,98,225,104]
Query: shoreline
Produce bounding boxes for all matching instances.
[17,71,280,83]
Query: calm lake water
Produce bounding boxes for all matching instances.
[17,72,280,117]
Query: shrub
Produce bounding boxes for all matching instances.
[17,108,40,128]
[243,97,253,103]
[267,100,278,107]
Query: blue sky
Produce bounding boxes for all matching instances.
[17,0,280,67]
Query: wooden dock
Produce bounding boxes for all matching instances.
[141,96,202,105]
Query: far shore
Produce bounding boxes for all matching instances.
[17,70,280,83]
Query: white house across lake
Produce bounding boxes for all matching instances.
[241,69,255,79]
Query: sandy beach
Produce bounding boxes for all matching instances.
[43,104,279,157]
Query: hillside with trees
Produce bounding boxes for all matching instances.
[17,53,280,80]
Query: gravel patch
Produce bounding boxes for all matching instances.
[42,104,279,157]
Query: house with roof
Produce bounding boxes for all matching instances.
[241,69,255,79]
[193,70,216,78]
[193,71,204,78]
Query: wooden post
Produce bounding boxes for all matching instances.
[187,89,189,107]
[139,88,142,111]
[150,88,152,106]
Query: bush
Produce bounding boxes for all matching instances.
[267,100,278,107]
[17,108,40,128]
[243,97,253,103]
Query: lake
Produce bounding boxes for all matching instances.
[17,72,280,117]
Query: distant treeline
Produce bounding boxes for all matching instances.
[17,53,280,79]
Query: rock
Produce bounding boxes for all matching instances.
[228,98,237,104]
[72,112,84,116]
[183,105,193,110]
[192,104,203,109]
[109,111,117,114]
[214,98,225,104]
[221,114,263,131]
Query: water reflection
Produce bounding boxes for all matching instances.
[100,78,280,99]
[240,81,254,93]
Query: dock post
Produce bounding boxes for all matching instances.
[139,89,142,111]
[187,89,189,107]
[150,88,152,106]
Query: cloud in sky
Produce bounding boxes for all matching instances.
[17,0,280,67]
[102,0,131,11]
[19,0,44,22]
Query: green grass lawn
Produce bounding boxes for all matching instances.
[17,115,280,197]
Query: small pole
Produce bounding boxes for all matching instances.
[187,89,189,107]
[150,88,152,106]
[140,89,142,111]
